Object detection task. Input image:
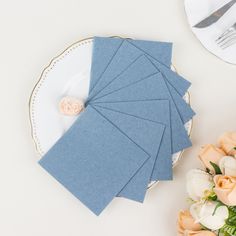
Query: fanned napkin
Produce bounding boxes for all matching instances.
[93,105,165,203]
[94,100,171,182]
[92,72,191,153]
[88,37,191,98]
[39,36,195,215]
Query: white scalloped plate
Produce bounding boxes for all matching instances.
[184,0,236,65]
[29,37,193,187]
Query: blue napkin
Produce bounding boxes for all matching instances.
[39,105,151,215]
[88,37,190,99]
[87,38,195,123]
[89,37,123,92]
[91,73,192,153]
[128,38,172,67]
[89,55,157,101]
[93,100,171,181]
[127,39,190,96]
[39,36,195,215]
[93,105,165,202]
[89,54,194,124]
[89,37,172,92]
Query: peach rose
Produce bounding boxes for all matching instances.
[218,132,236,156]
[178,210,201,235]
[198,144,226,173]
[184,230,216,236]
[59,96,84,116]
[214,175,236,206]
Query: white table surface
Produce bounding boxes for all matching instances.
[1,0,236,235]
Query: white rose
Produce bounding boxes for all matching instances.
[219,156,236,176]
[190,201,228,230]
[186,169,214,201]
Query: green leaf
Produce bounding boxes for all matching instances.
[226,215,236,226]
[221,207,236,235]
[226,207,236,226]
[221,224,236,235]
[229,206,236,214]
[210,161,222,175]
[233,147,236,150]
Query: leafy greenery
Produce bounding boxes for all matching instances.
[220,207,236,235]
[227,207,236,224]
[210,161,222,175]
[220,224,236,236]
[229,207,236,214]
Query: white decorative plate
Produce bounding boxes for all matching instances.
[185,0,236,64]
[29,37,193,186]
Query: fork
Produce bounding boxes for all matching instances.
[216,22,236,49]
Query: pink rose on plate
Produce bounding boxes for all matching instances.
[59,96,84,116]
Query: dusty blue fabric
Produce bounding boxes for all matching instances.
[88,37,190,99]
[89,37,123,92]
[87,38,195,123]
[128,38,172,67]
[89,37,172,93]
[89,54,194,124]
[89,55,157,101]
[91,73,192,153]
[92,105,165,202]
[127,39,190,96]
[39,105,151,215]
[93,100,172,181]
[165,81,194,124]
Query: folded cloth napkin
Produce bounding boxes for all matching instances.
[39,36,195,215]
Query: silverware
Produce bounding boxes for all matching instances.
[216,23,236,49]
[194,0,236,28]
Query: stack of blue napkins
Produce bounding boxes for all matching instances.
[39,37,195,215]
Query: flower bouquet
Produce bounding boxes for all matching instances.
[178,132,236,236]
